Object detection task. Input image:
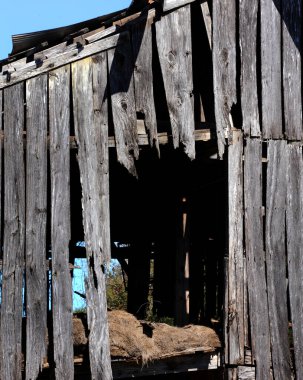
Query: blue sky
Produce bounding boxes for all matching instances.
[0,0,130,59]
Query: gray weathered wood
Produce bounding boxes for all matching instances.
[213,0,236,157]
[155,5,195,159]
[25,75,48,380]
[286,144,303,380]
[163,0,195,12]
[1,83,25,380]
[239,0,260,137]
[0,90,2,367]
[132,16,159,154]
[0,32,128,89]
[72,54,112,380]
[49,65,74,380]
[108,37,138,176]
[265,140,291,380]
[261,0,282,138]
[282,0,302,140]
[201,2,212,49]
[227,130,245,365]
[244,138,271,380]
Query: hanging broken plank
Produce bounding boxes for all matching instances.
[282,0,302,140]
[244,138,271,380]
[265,140,291,380]
[107,33,138,176]
[49,65,74,380]
[227,130,245,365]
[213,0,236,157]
[286,144,303,380]
[131,14,159,154]
[155,4,195,159]
[72,54,112,380]
[1,83,25,380]
[25,74,48,380]
[239,0,260,137]
[261,0,282,138]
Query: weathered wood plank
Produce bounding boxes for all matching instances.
[227,130,245,365]
[213,0,236,157]
[107,37,138,176]
[155,5,195,159]
[239,0,260,137]
[265,140,291,380]
[0,90,2,365]
[163,0,195,12]
[286,144,303,380]
[261,0,282,138]
[244,138,271,380]
[0,32,128,89]
[72,54,112,380]
[282,0,302,140]
[1,83,25,380]
[49,65,74,380]
[201,2,212,49]
[25,75,48,380]
[132,16,159,154]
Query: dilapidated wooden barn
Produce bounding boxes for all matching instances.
[0,0,301,379]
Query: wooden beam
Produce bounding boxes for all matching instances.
[49,65,74,379]
[162,0,195,12]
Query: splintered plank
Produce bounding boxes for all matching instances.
[1,83,25,380]
[132,15,159,154]
[282,0,302,140]
[286,144,303,379]
[239,0,260,137]
[72,54,112,380]
[244,138,271,380]
[213,0,236,158]
[25,75,48,380]
[265,141,291,380]
[107,35,138,176]
[227,131,245,365]
[261,0,282,138]
[155,5,195,159]
[49,65,74,380]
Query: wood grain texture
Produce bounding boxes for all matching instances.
[72,54,112,380]
[25,75,48,380]
[286,144,303,380]
[132,16,159,154]
[201,2,212,49]
[1,83,25,380]
[49,65,74,380]
[0,90,2,367]
[244,138,271,380]
[155,5,195,159]
[261,0,283,138]
[265,140,291,380]
[282,0,302,140]
[239,0,260,137]
[0,32,128,89]
[108,36,138,176]
[163,0,195,12]
[227,130,245,365]
[213,0,236,157]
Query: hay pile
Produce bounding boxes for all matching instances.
[73,310,221,363]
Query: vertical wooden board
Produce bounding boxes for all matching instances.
[0,90,2,366]
[155,5,195,160]
[286,144,303,380]
[213,0,236,158]
[244,138,271,380]
[72,54,112,380]
[201,2,212,49]
[239,0,260,137]
[282,0,302,140]
[49,65,74,380]
[265,140,291,380]
[1,83,25,380]
[261,0,283,139]
[25,75,48,380]
[107,35,138,176]
[132,16,159,154]
[227,131,245,365]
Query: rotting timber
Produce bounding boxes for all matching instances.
[0,0,302,379]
